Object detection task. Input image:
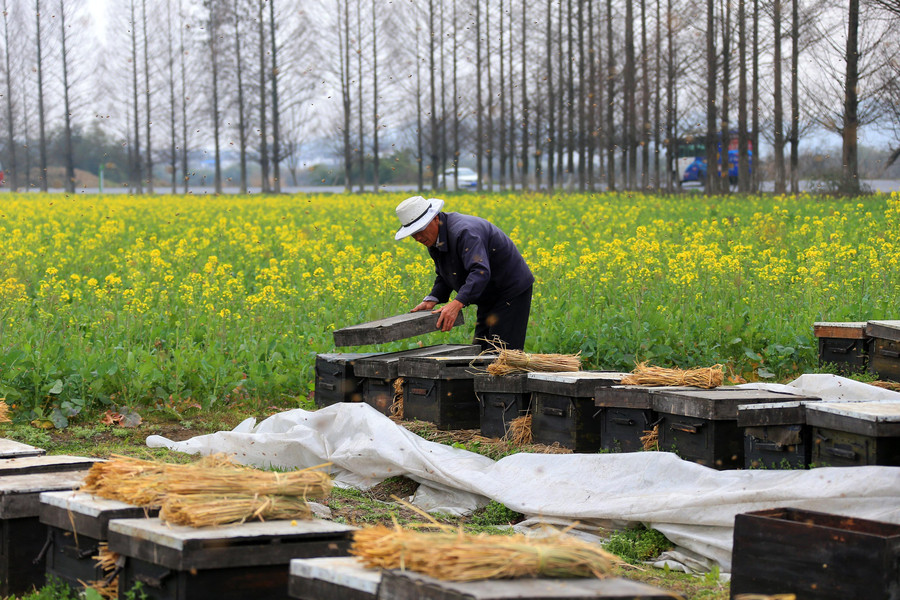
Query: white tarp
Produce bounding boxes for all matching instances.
[147,374,900,572]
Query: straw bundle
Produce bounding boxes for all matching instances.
[159,493,313,527]
[351,525,617,581]
[391,377,405,419]
[870,381,900,392]
[163,466,331,498]
[621,362,724,389]
[81,543,120,600]
[0,400,9,423]
[487,350,581,377]
[505,414,533,446]
[640,425,659,451]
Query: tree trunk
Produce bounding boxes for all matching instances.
[129,0,142,193]
[557,0,564,183]
[234,0,248,193]
[142,0,153,193]
[751,0,759,191]
[210,3,222,194]
[588,0,597,190]
[452,0,459,188]
[485,0,493,191]
[666,0,675,192]
[339,0,351,191]
[520,1,529,190]
[372,0,379,192]
[168,0,178,193]
[258,0,270,193]
[2,0,17,190]
[269,0,281,192]
[606,0,616,191]
[841,0,859,194]
[179,0,189,193]
[499,0,507,189]
[773,0,786,194]
[60,0,75,193]
[789,0,799,193]
[625,0,637,189]
[641,0,650,189]
[546,0,555,189]
[577,0,586,191]
[653,0,661,190]
[356,0,364,192]
[705,0,717,194]
[476,0,483,191]
[720,0,732,193]
[566,0,575,186]
[738,0,750,192]
[416,25,424,192]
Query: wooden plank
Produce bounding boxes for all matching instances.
[651,388,816,420]
[473,373,528,394]
[866,320,900,342]
[379,570,681,600]
[0,471,89,519]
[804,400,900,437]
[526,371,629,398]
[594,386,695,409]
[288,557,380,600]
[0,455,99,477]
[354,345,479,379]
[334,312,465,347]
[0,438,45,459]
[736,401,808,427]
[813,322,867,340]
[39,491,155,540]
[398,355,495,379]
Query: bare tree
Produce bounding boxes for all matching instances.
[520,2,529,190]
[36,0,49,191]
[606,0,616,190]
[705,0,718,194]
[141,0,153,192]
[269,0,282,192]
[789,0,799,192]
[773,0,787,193]
[738,0,751,191]
[841,0,859,193]
[2,0,18,190]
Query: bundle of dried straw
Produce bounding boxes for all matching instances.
[159,494,313,527]
[621,362,724,389]
[0,400,10,423]
[486,350,582,377]
[640,425,659,451]
[80,543,120,600]
[391,377,405,419]
[351,525,617,581]
[505,414,533,446]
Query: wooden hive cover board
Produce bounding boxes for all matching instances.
[289,557,380,600]
[473,373,528,394]
[526,371,629,398]
[0,438,46,459]
[398,355,495,379]
[39,491,154,540]
[594,386,695,409]
[736,401,809,427]
[651,388,816,420]
[354,345,480,379]
[317,352,383,366]
[108,518,357,571]
[866,320,900,342]
[813,322,868,339]
[805,400,900,437]
[378,570,681,600]
[0,471,89,519]
[333,312,465,347]
[0,455,99,477]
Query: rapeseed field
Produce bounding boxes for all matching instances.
[1,191,897,419]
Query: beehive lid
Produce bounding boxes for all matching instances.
[0,471,89,519]
[290,557,381,599]
[353,344,479,379]
[0,438,46,459]
[866,320,900,342]
[652,388,817,420]
[805,400,900,437]
[473,373,529,394]
[333,311,465,347]
[316,352,382,366]
[398,355,495,379]
[0,455,99,477]
[813,322,868,339]
[39,491,155,540]
[526,371,628,398]
[108,517,357,571]
[736,401,810,427]
[594,386,696,409]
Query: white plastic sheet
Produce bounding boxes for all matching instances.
[147,375,900,572]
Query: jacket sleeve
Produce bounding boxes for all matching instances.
[452,230,491,306]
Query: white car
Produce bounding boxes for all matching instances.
[441,167,478,190]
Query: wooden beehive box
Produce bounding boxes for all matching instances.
[0,470,92,597]
[866,320,900,382]
[378,569,682,599]
[333,311,465,347]
[731,507,900,600]
[593,386,694,453]
[473,373,530,439]
[108,518,356,600]
[814,321,870,374]
[398,355,496,430]
[355,344,479,416]
[314,352,382,408]
[0,438,46,459]
[288,556,380,600]
[0,455,98,477]
[737,401,812,469]
[39,491,157,591]
[805,400,900,466]
[651,388,812,469]
[526,372,628,452]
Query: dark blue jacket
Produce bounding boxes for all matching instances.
[427,212,534,307]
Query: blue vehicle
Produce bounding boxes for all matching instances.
[682,148,753,185]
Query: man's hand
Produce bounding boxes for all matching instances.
[434,299,464,332]
[411,300,437,313]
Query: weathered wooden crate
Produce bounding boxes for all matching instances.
[473,373,530,439]
[355,345,479,416]
[652,388,814,469]
[333,311,465,347]
[731,507,900,600]
[526,372,627,452]
[866,320,900,382]
[737,401,812,469]
[108,518,356,600]
[378,569,681,599]
[288,557,379,600]
[0,471,91,597]
[593,386,694,453]
[806,400,900,466]
[314,352,381,408]
[399,356,496,430]
[814,321,870,374]
[39,491,156,591]
[0,455,98,477]
[0,438,46,459]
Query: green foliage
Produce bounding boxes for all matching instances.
[122,582,149,600]
[603,526,673,564]
[468,501,524,527]
[16,576,78,600]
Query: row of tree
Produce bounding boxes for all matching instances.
[1,0,898,195]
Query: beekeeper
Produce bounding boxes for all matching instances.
[394,196,534,352]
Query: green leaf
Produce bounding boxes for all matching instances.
[48,379,64,395]
[757,367,776,379]
[49,408,69,429]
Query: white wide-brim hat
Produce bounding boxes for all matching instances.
[394,196,445,240]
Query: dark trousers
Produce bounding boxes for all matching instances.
[473,285,533,352]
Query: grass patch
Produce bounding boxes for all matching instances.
[603,525,673,564]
